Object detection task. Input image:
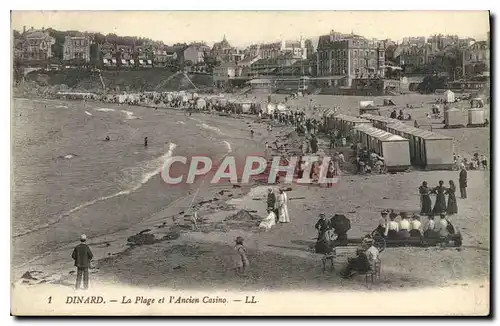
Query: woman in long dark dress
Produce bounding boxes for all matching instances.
[419,181,432,216]
[315,229,334,254]
[446,180,458,215]
[432,180,447,214]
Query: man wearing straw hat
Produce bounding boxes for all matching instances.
[71,234,94,290]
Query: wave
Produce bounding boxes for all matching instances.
[197,123,226,136]
[85,111,93,116]
[13,143,177,238]
[223,141,232,153]
[95,108,116,112]
[121,110,138,120]
[176,121,186,125]
[56,105,68,109]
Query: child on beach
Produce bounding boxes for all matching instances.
[233,236,249,276]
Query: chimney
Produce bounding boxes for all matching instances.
[23,26,26,34]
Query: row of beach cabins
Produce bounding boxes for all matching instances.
[322,112,454,172]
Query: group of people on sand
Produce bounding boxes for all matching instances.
[340,236,380,279]
[390,109,412,121]
[294,155,342,187]
[354,147,386,175]
[314,213,351,254]
[419,179,459,217]
[267,109,308,127]
[313,212,379,279]
[454,152,488,171]
[373,209,456,241]
[259,188,290,231]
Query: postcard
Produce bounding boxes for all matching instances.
[11,10,490,316]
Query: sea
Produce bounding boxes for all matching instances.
[11,97,264,268]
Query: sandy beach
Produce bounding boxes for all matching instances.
[11,93,490,315]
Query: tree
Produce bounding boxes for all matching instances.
[185,60,193,67]
[93,33,106,44]
[417,75,447,94]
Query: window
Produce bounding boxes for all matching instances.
[353,50,357,57]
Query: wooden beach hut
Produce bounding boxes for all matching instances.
[326,114,372,138]
[359,113,402,130]
[353,124,411,172]
[385,123,454,170]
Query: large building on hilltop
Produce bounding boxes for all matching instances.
[211,35,244,64]
[99,43,117,67]
[462,41,490,77]
[183,43,210,64]
[16,26,56,61]
[63,35,91,62]
[316,30,385,86]
[250,37,307,60]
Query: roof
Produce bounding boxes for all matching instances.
[285,41,301,48]
[260,42,281,49]
[385,123,453,140]
[354,124,407,142]
[317,33,370,49]
[323,109,336,117]
[164,46,185,54]
[24,30,51,39]
[213,35,232,50]
[252,58,279,66]
[468,41,489,51]
[333,114,371,124]
[311,76,346,80]
[249,79,272,84]
[359,113,401,125]
[239,55,260,65]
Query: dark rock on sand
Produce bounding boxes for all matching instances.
[225,210,260,222]
[162,231,180,241]
[127,233,157,246]
[21,271,38,280]
[232,184,241,188]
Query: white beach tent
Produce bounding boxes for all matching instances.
[444,90,455,103]
[266,103,277,115]
[276,103,289,112]
[196,98,207,110]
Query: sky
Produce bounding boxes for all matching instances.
[11,11,490,47]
